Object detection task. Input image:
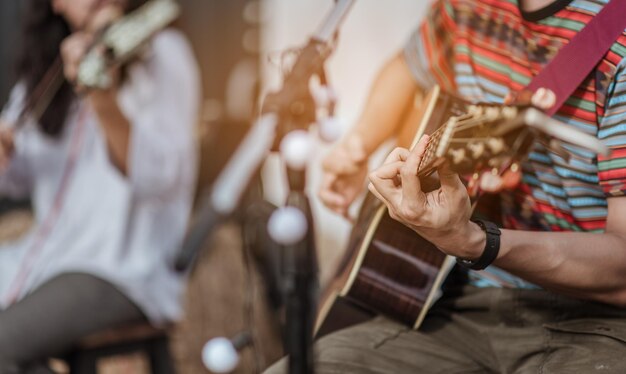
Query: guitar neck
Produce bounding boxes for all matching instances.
[416,122,453,177]
[417,137,441,175]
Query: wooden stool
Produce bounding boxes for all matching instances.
[65,323,175,374]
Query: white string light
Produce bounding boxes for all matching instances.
[267,206,308,245]
[202,337,240,373]
[318,116,341,142]
[280,130,313,170]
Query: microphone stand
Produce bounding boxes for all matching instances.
[175,1,357,372]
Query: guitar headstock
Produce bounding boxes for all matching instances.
[418,103,530,176]
[417,101,609,178]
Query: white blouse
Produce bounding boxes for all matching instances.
[0,29,200,324]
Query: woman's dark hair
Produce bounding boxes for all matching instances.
[16,0,147,137]
[17,0,73,137]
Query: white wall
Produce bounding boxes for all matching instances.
[261,0,430,285]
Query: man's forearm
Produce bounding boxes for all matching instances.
[349,53,420,155]
[495,229,626,306]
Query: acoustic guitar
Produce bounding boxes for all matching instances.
[315,85,608,336]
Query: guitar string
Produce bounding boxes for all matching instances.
[418,106,513,172]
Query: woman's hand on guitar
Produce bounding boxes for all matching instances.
[318,135,368,220]
[368,135,485,259]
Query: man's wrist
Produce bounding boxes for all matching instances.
[434,221,485,259]
[343,133,369,163]
[463,221,487,260]
[456,220,501,271]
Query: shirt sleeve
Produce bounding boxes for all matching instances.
[0,83,32,199]
[598,58,626,197]
[119,30,201,200]
[403,0,457,92]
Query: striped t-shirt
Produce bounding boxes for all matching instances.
[403,0,626,288]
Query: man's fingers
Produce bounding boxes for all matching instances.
[318,187,345,206]
[369,162,404,206]
[322,157,363,175]
[319,173,356,217]
[318,178,347,208]
[318,189,351,216]
[371,161,404,181]
[382,147,410,165]
[400,135,429,197]
[368,182,390,206]
[438,162,465,192]
[322,136,368,175]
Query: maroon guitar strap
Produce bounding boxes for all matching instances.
[524,0,626,116]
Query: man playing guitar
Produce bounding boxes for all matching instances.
[267,0,626,372]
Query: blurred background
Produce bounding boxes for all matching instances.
[0,0,429,372]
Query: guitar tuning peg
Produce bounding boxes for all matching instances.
[486,137,505,154]
[487,158,502,168]
[467,142,485,159]
[479,169,504,192]
[485,107,499,120]
[448,148,466,165]
[467,105,480,115]
[501,106,518,119]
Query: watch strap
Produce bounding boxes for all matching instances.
[456,219,501,271]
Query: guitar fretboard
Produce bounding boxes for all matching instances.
[417,131,443,175]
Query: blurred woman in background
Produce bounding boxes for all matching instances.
[0,0,200,371]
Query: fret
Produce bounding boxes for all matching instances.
[436,117,456,158]
[414,104,521,175]
[418,131,441,173]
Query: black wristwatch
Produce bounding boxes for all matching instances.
[456,219,501,271]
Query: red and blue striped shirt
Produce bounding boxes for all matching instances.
[404,0,626,287]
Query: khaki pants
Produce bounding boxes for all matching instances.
[266,285,626,373]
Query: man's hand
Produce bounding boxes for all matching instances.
[368,135,485,259]
[318,135,369,220]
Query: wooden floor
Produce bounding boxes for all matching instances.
[171,223,284,373]
[0,211,284,373]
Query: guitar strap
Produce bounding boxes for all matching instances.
[523,0,626,116]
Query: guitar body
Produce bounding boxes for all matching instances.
[316,86,460,335]
[315,84,607,337]
[316,195,455,336]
